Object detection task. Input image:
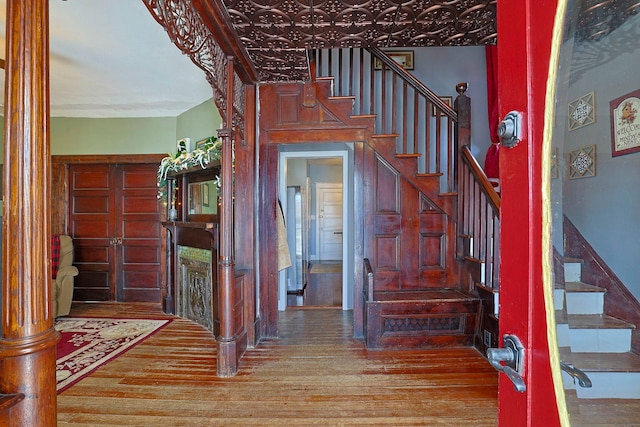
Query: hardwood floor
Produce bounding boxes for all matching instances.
[289,262,343,308]
[57,302,498,426]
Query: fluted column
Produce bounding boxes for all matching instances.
[0,0,58,425]
[216,56,238,377]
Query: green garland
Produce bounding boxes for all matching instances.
[157,136,221,202]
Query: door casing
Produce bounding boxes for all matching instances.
[277,149,353,311]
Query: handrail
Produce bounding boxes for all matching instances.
[314,48,468,193]
[460,146,501,214]
[368,47,457,121]
[560,362,592,388]
[364,258,374,302]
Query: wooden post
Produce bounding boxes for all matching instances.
[454,81,471,193]
[216,57,238,376]
[0,0,59,425]
[455,82,471,260]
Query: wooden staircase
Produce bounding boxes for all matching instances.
[312,48,484,350]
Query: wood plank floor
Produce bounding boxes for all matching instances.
[58,303,640,426]
[57,302,498,426]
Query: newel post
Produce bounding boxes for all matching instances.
[0,0,59,425]
[454,82,471,192]
[454,82,471,260]
[216,56,238,377]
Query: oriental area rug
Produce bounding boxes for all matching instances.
[55,317,171,393]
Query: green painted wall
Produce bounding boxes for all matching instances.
[176,98,222,148]
[0,98,222,211]
[0,97,221,160]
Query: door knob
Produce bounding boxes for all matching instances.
[487,334,526,392]
[498,111,523,148]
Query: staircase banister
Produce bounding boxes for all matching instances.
[460,145,501,215]
[367,47,457,121]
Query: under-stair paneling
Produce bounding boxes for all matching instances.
[366,148,454,291]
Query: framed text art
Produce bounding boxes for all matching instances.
[610,89,640,157]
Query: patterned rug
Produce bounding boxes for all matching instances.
[55,317,171,393]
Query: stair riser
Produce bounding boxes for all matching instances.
[565,292,604,315]
[556,323,570,347]
[564,262,582,282]
[569,329,632,353]
[573,372,640,399]
[553,289,564,310]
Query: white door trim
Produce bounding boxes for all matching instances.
[278,149,352,311]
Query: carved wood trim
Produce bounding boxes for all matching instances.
[141,0,248,139]
[52,154,166,164]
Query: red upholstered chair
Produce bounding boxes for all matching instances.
[53,235,79,318]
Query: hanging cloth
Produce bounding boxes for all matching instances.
[484,45,500,185]
[277,200,292,271]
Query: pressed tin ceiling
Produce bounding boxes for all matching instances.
[222,0,497,81]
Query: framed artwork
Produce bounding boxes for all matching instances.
[202,183,210,207]
[196,138,210,150]
[374,51,414,70]
[432,96,453,116]
[610,89,640,157]
[568,92,595,131]
[569,144,596,179]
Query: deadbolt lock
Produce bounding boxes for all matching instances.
[498,111,523,148]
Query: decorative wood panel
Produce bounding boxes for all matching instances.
[365,145,455,291]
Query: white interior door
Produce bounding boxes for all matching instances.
[316,183,343,261]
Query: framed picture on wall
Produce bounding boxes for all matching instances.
[610,89,640,157]
[432,96,453,116]
[374,51,414,70]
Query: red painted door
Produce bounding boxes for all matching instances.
[497,0,563,425]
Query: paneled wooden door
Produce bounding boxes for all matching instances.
[69,163,162,303]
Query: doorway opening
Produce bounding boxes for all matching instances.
[278,147,353,311]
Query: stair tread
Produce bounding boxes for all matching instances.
[372,289,475,302]
[565,281,607,293]
[566,314,636,330]
[568,351,640,373]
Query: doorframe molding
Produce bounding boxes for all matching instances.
[278,149,352,311]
